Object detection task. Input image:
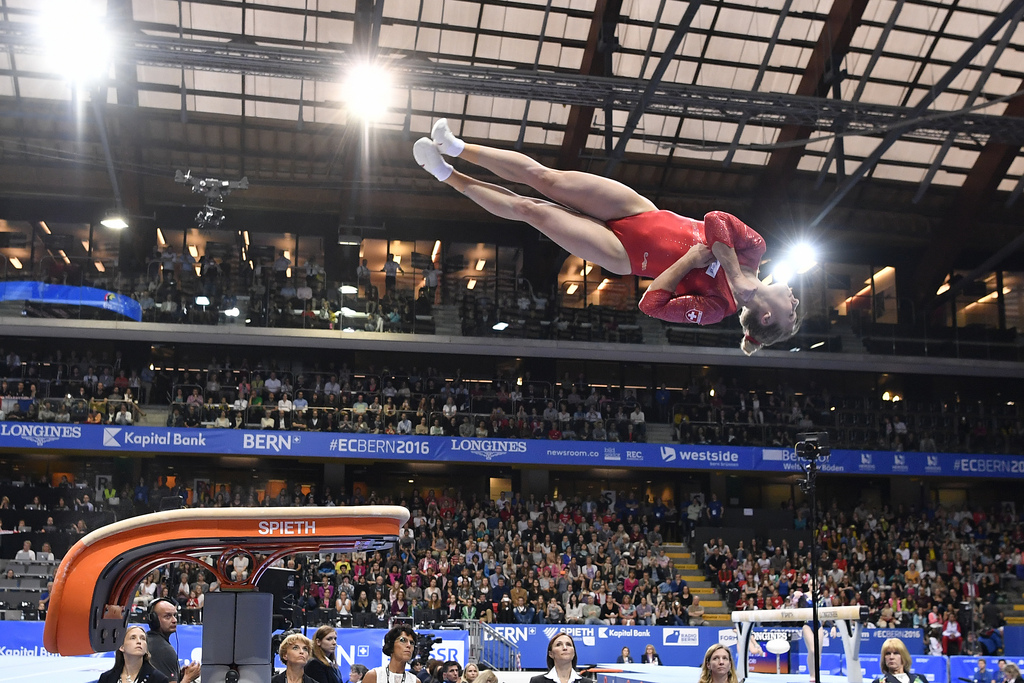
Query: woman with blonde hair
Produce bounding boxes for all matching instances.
[306,626,342,683]
[698,644,738,683]
[475,672,499,683]
[461,662,481,683]
[872,638,927,683]
[274,632,316,683]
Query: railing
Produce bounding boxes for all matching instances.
[459,619,520,671]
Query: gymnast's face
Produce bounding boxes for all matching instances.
[760,282,799,328]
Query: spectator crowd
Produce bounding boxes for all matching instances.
[5,471,1019,662]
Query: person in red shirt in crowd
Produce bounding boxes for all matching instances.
[414,119,800,354]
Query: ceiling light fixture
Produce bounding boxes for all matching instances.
[342,61,394,120]
[100,208,128,230]
[40,0,113,86]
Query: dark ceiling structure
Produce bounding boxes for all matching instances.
[0,0,1022,315]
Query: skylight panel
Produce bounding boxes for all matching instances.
[930,170,967,187]
[131,0,180,24]
[438,29,477,57]
[189,3,242,34]
[872,164,926,183]
[882,138,940,164]
[136,65,181,87]
[195,95,241,116]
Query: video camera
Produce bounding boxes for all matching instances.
[415,633,442,665]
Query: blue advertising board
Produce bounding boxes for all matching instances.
[795,653,948,681]
[0,281,142,321]
[0,623,1022,675]
[0,622,467,670]
[1,423,1023,479]
[950,656,1024,683]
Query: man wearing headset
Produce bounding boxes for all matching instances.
[147,597,202,683]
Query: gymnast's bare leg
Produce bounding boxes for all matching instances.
[414,120,657,275]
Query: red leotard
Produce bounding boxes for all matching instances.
[605,210,766,325]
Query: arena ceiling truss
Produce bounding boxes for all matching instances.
[0,0,1022,306]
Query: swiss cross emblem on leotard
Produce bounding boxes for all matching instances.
[685,309,703,323]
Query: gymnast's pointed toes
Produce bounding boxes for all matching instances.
[431,118,465,157]
[414,137,453,182]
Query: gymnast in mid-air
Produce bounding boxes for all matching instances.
[414,119,800,354]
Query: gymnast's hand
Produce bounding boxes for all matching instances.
[689,243,715,268]
[649,243,715,293]
[729,274,760,307]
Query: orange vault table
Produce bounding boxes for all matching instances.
[44,505,410,656]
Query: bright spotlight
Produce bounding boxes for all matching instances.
[492,322,509,331]
[343,62,394,120]
[224,307,240,317]
[771,260,795,285]
[40,0,114,85]
[195,295,211,306]
[791,243,818,274]
[100,209,128,230]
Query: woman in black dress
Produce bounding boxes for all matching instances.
[306,626,343,683]
[97,625,170,683]
[528,632,582,683]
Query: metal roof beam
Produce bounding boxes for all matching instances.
[912,3,1024,204]
[916,79,1024,308]
[723,0,794,168]
[603,0,705,177]
[807,0,1024,230]
[557,0,621,170]
[760,0,869,188]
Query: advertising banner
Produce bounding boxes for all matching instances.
[0,622,1021,676]
[1,423,1023,479]
[949,656,1024,683]
[0,282,142,321]
[794,653,948,681]
[0,622,466,671]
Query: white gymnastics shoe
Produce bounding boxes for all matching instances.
[413,137,453,181]
[431,118,465,157]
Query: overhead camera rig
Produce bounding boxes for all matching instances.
[175,170,249,229]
